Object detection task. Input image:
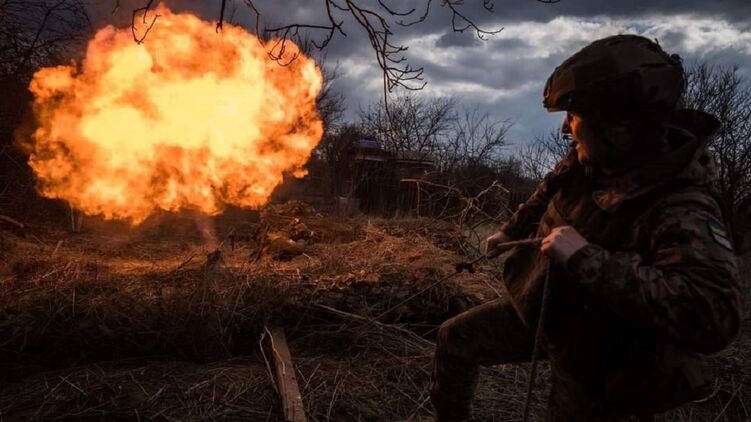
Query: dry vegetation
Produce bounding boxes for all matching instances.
[0,202,748,421]
[1,2,748,420]
[0,202,507,421]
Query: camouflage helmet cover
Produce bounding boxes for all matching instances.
[543,35,685,121]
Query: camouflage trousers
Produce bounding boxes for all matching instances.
[428,299,656,422]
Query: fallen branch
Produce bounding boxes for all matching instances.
[269,326,307,422]
[314,304,434,350]
[0,214,24,229]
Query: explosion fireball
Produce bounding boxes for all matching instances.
[25,5,323,223]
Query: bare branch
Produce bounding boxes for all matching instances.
[443,0,503,40]
[243,0,261,37]
[518,129,571,181]
[682,62,751,250]
[127,0,510,96]
[216,0,228,32]
[0,0,91,80]
[131,0,158,44]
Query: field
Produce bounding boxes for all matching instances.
[0,201,748,421]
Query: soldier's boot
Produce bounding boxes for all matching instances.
[429,353,476,421]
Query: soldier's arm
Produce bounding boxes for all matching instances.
[566,192,743,353]
[500,148,577,239]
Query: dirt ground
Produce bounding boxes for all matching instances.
[0,202,748,421]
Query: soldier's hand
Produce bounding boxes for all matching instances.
[485,231,512,257]
[541,226,589,265]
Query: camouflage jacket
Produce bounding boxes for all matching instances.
[500,109,743,415]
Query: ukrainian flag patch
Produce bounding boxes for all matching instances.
[707,218,734,251]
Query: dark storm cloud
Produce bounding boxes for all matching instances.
[415,37,552,83]
[491,37,531,50]
[652,29,687,50]
[422,0,751,26]
[544,0,751,23]
[435,32,482,48]
[82,1,751,148]
[87,0,328,33]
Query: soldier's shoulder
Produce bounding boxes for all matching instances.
[650,185,736,254]
[653,184,722,216]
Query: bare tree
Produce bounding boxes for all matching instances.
[359,96,513,176]
[316,63,346,133]
[125,0,558,101]
[399,109,513,253]
[439,107,511,176]
[313,123,363,196]
[683,62,751,251]
[0,0,91,81]
[359,94,457,155]
[518,129,571,181]
[0,1,91,216]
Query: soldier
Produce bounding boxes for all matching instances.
[429,35,743,421]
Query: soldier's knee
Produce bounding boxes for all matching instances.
[437,316,467,355]
[437,317,459,345]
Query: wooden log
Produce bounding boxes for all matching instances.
[269,326,307,422]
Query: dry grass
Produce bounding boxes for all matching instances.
[0,203,747,421]
[0,203,496,420]
[0,359,281,421]
[0,205,486,374]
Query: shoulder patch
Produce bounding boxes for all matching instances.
[707,218,734,251]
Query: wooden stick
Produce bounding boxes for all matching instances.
[269,326,307,422]
[484,237,543,259]
[0,214,24,229]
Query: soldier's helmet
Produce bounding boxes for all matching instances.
[543,35,684,123]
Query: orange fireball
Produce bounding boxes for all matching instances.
[26,5,323,223]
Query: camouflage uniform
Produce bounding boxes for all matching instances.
[429,109,744,421]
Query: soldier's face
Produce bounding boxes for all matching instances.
[562,112,613,167]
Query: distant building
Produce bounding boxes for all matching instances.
[344,138,435,215]
[394,150,434,179]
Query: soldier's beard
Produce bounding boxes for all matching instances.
[573,135,614,168]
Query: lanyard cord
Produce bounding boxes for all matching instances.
[523,258,552,422]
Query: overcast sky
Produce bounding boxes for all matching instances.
[88,0,751,150]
